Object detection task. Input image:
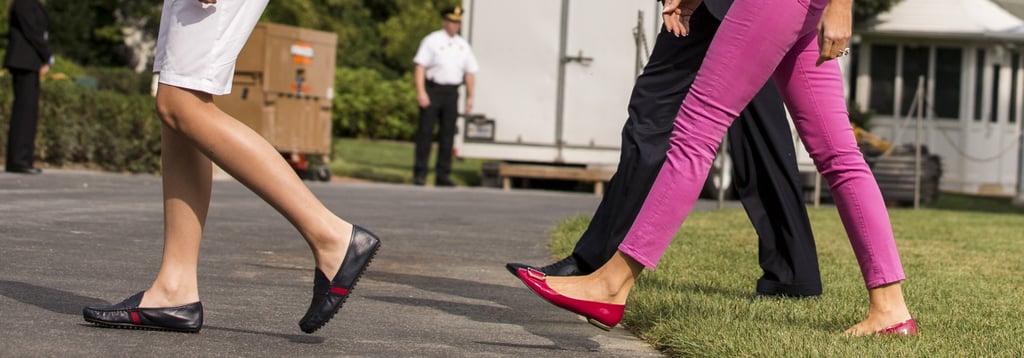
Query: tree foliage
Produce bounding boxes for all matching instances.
[854,0,904,24]
[260,0,456,78]
[45,0,162,68]
[8,0,901,76]
[4,0,900,142]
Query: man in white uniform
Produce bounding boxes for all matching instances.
[412,6,479,186]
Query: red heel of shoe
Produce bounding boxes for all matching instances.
[515,268,624,331]
[878,318,918,335]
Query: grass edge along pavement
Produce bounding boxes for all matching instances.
[547,195,1024,357]
[329,138,483,186]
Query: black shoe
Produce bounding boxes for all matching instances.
[505,256,584,278]
[299,225,382,334]
[82,291,203,333]
[5,166,41,174]
[755,278,822,298]
[413,176,426,186]
[752,291,822,299]
[435,178,455,187]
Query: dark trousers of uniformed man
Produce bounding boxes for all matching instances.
[6,68,42,172]
[413,81,460,186]
[565,3,822,297]
[4,0,50,174]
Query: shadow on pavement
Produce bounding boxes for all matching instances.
[0,280,109,315]
[364,271,604,354]
[0,280,326,343]
[204,325,326,344]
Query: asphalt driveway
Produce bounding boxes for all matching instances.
[0,169,678,357]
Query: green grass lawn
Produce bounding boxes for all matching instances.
[548,195,1024,356]
[329,138,484,186]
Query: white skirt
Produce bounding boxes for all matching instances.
[152,0,269,95]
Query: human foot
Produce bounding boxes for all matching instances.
[544,273,630,306]
[299,225,381,334]
[515,268,624,330]
[311,222,354,281]
[843,315,917,335]
[83,291,203,333]
[844,282,916,336]
[138,285,200,308]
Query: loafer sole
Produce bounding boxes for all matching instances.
[84,316,202,333]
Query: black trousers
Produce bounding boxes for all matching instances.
[414,82,460,182]
[5,68,41,171]
[570,4,821,296]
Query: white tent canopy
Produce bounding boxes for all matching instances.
[861,0,1024,39]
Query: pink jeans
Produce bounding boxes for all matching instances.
[620,0,905,288]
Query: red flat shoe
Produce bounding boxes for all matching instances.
[515,267,624,331]
[878,318,918,335]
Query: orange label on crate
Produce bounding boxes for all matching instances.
[291,41,314,65]
[290,83,312,93]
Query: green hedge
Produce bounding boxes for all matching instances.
[0,75,162,173]
[333,67,418,140]
[80,66,154,95]
[0,64,422,174]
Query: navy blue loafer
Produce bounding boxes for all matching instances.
[299,225,381,334]
[83,291,203,333]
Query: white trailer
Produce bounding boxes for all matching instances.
[455,0,828,200]
[454,0,663,191]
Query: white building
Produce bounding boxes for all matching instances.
[851,0,1024,196]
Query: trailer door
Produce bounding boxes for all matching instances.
[560,1,658,158]
[463,0,562,147]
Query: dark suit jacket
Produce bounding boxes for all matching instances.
[702,0,733,21]
[4,0,51,71]
[658,0,732,21]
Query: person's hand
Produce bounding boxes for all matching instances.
[417,92,431,108]
[662,0,703,37]
[39,64,50,77]
[464,97,474,115]
[816,0,852,66]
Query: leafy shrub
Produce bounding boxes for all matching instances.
[82,66,154,95]
[333,66,418,140]
[0,62,425,174]
[0,75,161,173]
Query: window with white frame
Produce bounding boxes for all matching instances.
[866,44,961,120]
[934,48,961,119]
[974,49,985,121]
[1010,53,1019,124]
[868,45,896,116]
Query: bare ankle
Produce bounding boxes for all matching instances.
[867,282,909,315]
[308,220,353,280]
[309,219,352,251]
[143,284,199,307]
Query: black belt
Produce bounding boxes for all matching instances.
[426,80,460,89]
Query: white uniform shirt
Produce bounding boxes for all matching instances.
[413,30,479,86]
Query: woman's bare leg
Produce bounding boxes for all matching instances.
[140,123,212,308]
[141,83,352,307]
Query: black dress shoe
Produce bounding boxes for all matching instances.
[299,225,382,334]
[755,278,822,298]
[435,178,456,187]
[5,166,41,174]
[505,256,584,278]
[82,291,203,333]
